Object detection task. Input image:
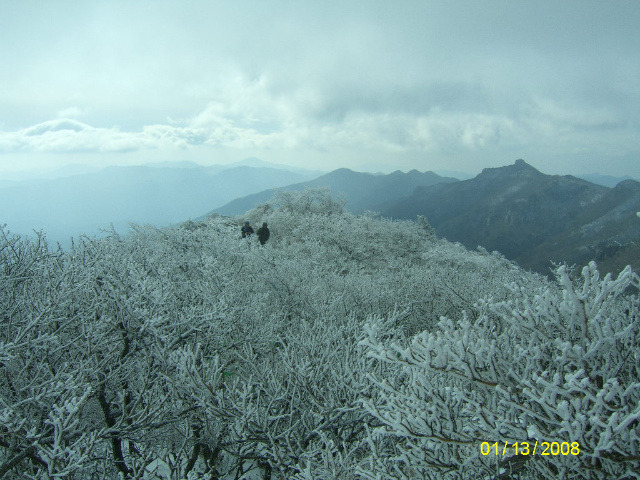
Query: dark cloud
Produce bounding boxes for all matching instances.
[1,1,639,176]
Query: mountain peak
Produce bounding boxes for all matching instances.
[512,159,539,172]
[478,159,542,180]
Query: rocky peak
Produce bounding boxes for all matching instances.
[477,159,543,181]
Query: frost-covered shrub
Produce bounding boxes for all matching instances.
[360,262,640,479]
[1,189,565,479]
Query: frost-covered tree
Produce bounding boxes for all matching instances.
[360,262,640,479]
[2,188,635,479]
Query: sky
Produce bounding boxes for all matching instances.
[1,0,639,178]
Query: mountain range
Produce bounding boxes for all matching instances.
[379,160,640,275]
[2,157,638,275]
[577,173,639,188]
[0,163,317,246]
[217,159,640,275]
[209,168,458,216]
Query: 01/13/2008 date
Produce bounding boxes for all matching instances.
[480,441,580,456]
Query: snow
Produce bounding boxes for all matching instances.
[1,189,638,479]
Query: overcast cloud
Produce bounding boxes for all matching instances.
[1,0,639,177]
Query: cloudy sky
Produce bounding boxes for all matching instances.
[1,0,639,178]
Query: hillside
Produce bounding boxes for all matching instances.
[521,178,640,272]
[2,188,638,479]
[380,159,640,275]
[209,167,458,216]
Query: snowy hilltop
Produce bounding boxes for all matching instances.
[1,189,638,479]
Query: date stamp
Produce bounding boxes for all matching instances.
[480,441,580,456]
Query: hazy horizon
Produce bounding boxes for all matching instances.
[2,1,640,178]
[2,156,640,186]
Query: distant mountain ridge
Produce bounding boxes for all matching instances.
[1,157,324,183]
[577,173,639,187]
[379,159,640,275]
[4,157,639,274]
[209,160,640,275]
[208,168,459,216]
[0,164,317,246]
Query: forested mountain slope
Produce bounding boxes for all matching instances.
[380,159,640,275]
[1,189,638,479]
[522,178,640,274]
[209,167,458,216]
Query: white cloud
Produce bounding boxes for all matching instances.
[0,67,637,177]
[0,119,201,154]
[0,101,604,159]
